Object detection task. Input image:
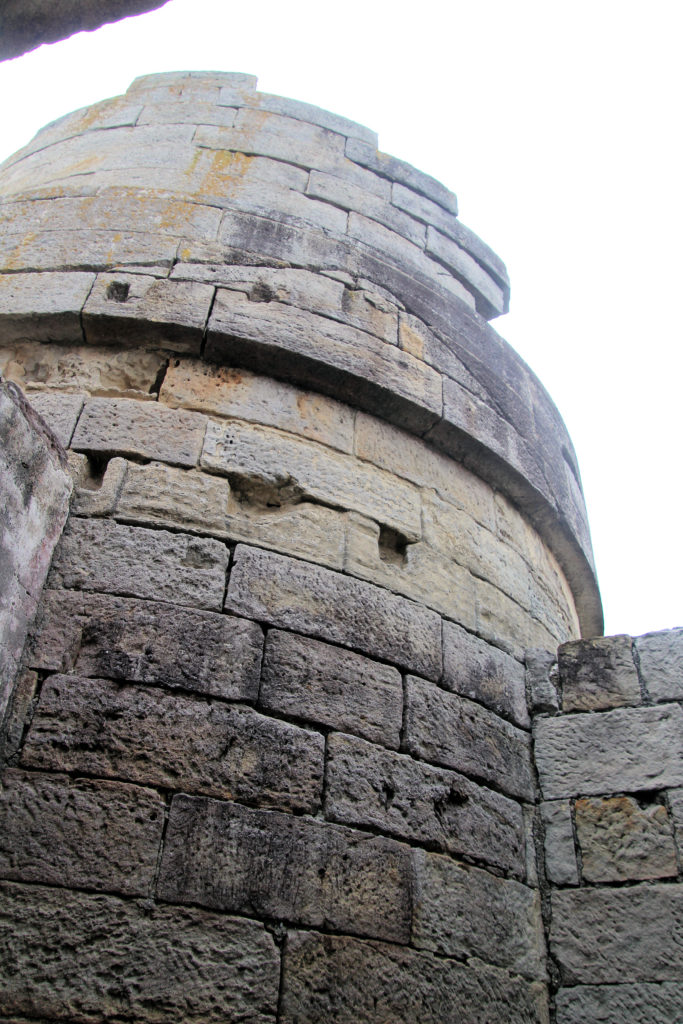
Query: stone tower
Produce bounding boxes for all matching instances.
[2,73,680,1024]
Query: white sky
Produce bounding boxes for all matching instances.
[1,0,681,638]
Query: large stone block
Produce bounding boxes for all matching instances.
[0,270,94,343]
[260,631,402,748]
[27,589,263,700]
[405,676,535,802]
[0,769,163,896]
[635,626,683,702]
[71,396,207,466]
[26,391,84,448]
[225,546,443,680]
[345,137,459,214]
[47,517,229,610]
[158,795,412,943]
[195,119,346,174]
[412,849,546,979]
[0,227,179,274]
[22,676,324,814]
[558,635,641,711]
[575,795,677,882]
[540,800,579,886]
[324,733,526,877]
[280,930,549,1024]
[0,881,279,1023]
[443,619,529,728]
[425,225,506,317]
[0,340,167,397]
[556,982,683,1024]
[306,170,426,247]
[535,703,683,798]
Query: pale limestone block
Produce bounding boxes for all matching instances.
[306,170,425,246]
[443,619,529,728]
[0,228,179,274]
[138,100,238,126]
[71,396,206,466]
[526,649,560,716]
[345,137,459,214]
[0,340,167,397]
[195,121,346,174]
[392,181,461,236]
[558,635,641,712]
[171,263,346,316]
[475,575,562,663]
[27,392,84,448]
[541,800,579,886]
[635,626,683,701]
[214,176,349,233]
[223,90,378,145]
[159,358,355,453]
[426,225,505,316]
[0,270,94,343]
[575,795,677,882]
[72,455,128,516]
[5,98,143,161]
[556,983,683,1024]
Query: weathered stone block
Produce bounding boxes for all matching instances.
[281,930,549,1024]
[196,117,347,172]
[325,733,526,877]
[47,518,229,610]
[412,849,546,979]
[22,675,323,813]
[0,270,94,343]
[307,169,426,246]
[0,227,179,274]
[558,635,641,711]
[552,885,683,983]
[425,225,506,317]
[260,631,402,748]
[540,800,579,886]
[158,795,411,942]
[535,703,683,798]
[225,545,442,680]
[443,619,529,728]
[0,769,163,895]
[405,676,535,802]
[27,589,263,700]
[0,880,279,1023]
[27,391,84,448]
[635,626,683,702]
[575,795,677,882]
[0,340,167,397]
[526,648,560,715]
[345,137,459,214]
[556,982,683,1024]
[71,396,206,466]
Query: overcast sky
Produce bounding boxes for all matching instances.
[1,0,681,638]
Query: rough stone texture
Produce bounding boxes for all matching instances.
[405,676,535,801]
[47,517,229,610]
[535,703,683,798]
[260,631,402,748]
[412,849,546,979]
[526,647,560,715]
[635,625,683,701]
[551,885,683,983]
[280,930,550,1024]
[669,786,683,843]
[541,800,579,886]
[158,794,412,942]
[0,768,163,895]
[225,545,443,680]
[22,675,324,813]
[25,391,84,448]
[325,732,526,878]
[556,982,683,1024]
[27,589,263,700]
[575,795,677,882]
[0,880,279,1023]
[558,635,641,711]
[443,619,529,727]
[0,271,94,343]
[71,396,206,466]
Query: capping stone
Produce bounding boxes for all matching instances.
[0,271,94,343]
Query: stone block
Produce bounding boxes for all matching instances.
[558,635,641,711]
[280,930,549,1024]
[325,733,526,878]
[669,787,683,847]
[201,418,421,541]
[541,800,579,886]
[635,626,683,702]
[27,392,84,448]
[223,89,378,145]
[425,225,506,317]
[0,668,37,762]
[47,518,229,610]
[575,795,677,882]
[405,676,535,802]
[71,396,206,466]
[526,648,560,715]
[260,631,402,748]
[0,880,279,1023]
[27,589,263,700]
[22,675,323,814]
[70,454,128,516]
[0,769,163,895]
[0,228,180,275]
[0,340,166,397]
[158,795,411,942]
[114,459,229,532]
[556,982,683,1024]
[306,170,426,246]
[475,573,563,662]
[412,849,546,979]
[551,884,683,983]
[83,273,214,353]
[345,138,459,215]
[534,703,683,798]
[213,175,350,233]
[195,121,346,174]
[139,99,238,126]
[0,271,94,343]
[225,545,442,680]
[159,357,355,453]
[443,619,529,728]
[392,181,460,236]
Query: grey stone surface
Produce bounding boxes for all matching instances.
[71,396,206,466]
[405,676,535,801]
[260,631,402,748]
[556,982,683,1023]
[558,635,641,711]
[281,930,549,1024]
[26,391,84,448]
[551,884,683,983]
[541,800,579,886]
[22,675,324,813]
[669,786,683,847]
[535,703,683,798]
[425,225,506,317]
[47,517,229,610]
[225,545,443,680]
[526,648,560,715]
[0,769,163,895]
[412,849,546,979]
[443,619,529,727]
[325,732,526,878]
[575,795,677,882]
[0,880,279,1022]
[345,138,459,215]
[158,795,411,942]
[28,589,263,700]
[220,88,378,145]
[635,626,683,701]
[0,271,94,343]
[307,169,426,246]
[0,340,168,397]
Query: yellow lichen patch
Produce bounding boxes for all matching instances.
[190,149,255,199]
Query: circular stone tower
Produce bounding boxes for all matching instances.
[0,72,601,1024]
